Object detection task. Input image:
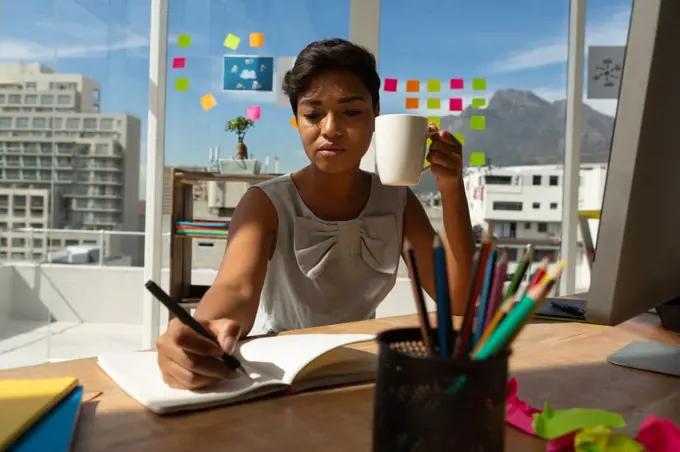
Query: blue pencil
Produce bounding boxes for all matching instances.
[472,247,497,349]
[433,235,454,358]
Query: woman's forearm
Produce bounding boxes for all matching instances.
[440,179,475,315]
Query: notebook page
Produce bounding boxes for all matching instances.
[97,352,287,415]
[234,334,376,385]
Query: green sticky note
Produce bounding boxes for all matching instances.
[175,78,189,91]
[470,115,486,130]
[472,98,487,109]
[426,98,441,109]
[532,401,626,440]
[177,34,191,47]
[426,79,441,92]
[472,78,487,91]
[224,33,240,50]
[453,133,465,145]
[470,152,485,166]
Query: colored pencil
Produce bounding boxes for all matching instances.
[472,246,497,349]
[472,263,564,360]
[404,240,437,354]
[433,235,454,358]
[484,249,508,329]
[516,257,550,301]
[456,222,495,358]
[504,245,534,300]
[473,245,532,351]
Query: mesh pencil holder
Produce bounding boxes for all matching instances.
[372,327,510,452]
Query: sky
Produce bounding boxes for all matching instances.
[0,0,632,197]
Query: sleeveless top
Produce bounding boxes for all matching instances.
[253,172,408,332]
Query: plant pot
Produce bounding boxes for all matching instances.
[236,142,248,160]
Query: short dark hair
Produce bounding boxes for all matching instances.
[282,38,381,116]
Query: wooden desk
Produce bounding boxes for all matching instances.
[1,313,679,452]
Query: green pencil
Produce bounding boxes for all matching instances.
[504,245,533,299]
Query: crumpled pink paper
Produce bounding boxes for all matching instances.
[634,416,680,452]
[505,377,541,435]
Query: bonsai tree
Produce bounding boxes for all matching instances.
[225,116,255,160]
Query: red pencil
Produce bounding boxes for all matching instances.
[456,222,495,358]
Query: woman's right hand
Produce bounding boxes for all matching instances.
[156,317,242,390]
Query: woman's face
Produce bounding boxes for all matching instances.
[296,69,378,174]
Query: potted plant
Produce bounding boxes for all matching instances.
[225,116,255,160]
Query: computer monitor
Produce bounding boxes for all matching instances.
[584,0,680,376]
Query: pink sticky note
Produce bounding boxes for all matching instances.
[506,378,541,435]
[450,78,464,89]
[383,78,398,92]
[449,98,463,111]
[172,57,186,69]
[635,416,680,452]
[246,106,261,120]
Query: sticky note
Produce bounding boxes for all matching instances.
[470,115,486,130]
[427,98,441,109]
[172,57,186,69]
[574,426,643,452]
[250,32,264,47]
[383,78,398,92]
[224,33,240,50]
[177,34,191,47]
[406,80,420,92]
[470,152,486,166]
[532,401,626,440]
[405,98,419,110]
[449,98,463,111]
[246,106,261,120]
[472,98,487,109]
[200,94,216,110]
[450,78,464,90]
[175,78,189,91]
[290,116,298,129]
[426,80,440,92]
[454,133,465,145]
[635,416,680,452]
[472,78,487,91]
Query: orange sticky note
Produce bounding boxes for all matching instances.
[406,80,420,92]
[250,32,264,48]
[405,98,419,110]
[290,116,298,129]
[200,94,216,110]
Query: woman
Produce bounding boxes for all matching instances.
[157,38,474,389]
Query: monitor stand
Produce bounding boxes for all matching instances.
[607,342,680,377]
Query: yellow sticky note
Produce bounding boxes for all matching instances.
[426,80,441,92]
[224,33,240,50]
[574,426,644,452]
[175,78,189,91]
[405,98,419,110]
[470,115,486,130]
[454,133,465,145]
[470,152,485,166]
[472,78,487,91]
[290,116,298,129]
[472,98,487,109]
[200,94,216,110]
[250,32,264,47]
[426,98,441,109]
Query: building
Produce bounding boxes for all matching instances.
[0,63,142,264]
[462,163,608,289]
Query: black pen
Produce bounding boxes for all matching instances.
[550,300,585,317]
[144,280,250,379]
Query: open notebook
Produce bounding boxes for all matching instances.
[98,333,376,414]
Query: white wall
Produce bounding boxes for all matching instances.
[0,266,13,321]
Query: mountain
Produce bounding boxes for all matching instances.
[413,89,615,193]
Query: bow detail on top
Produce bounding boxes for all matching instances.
[294,214,399,279]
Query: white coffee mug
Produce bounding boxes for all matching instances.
[374,114,432,186]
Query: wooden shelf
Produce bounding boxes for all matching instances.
[168,169,277,321]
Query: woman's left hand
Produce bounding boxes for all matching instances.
[426,123,463,192]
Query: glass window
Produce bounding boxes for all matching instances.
[537,223,548,233]
[33,118,47,129]
[8,94,21,103]
[549,175,559,186]
[25,94,38,104]
[53,118,63,129]
[550,202,558,209]
[66,118,80,130]
[492,201,523,211]
[532,202,540,209]
[100,118,114,130]
[58,94,71,105]
[532,175,542,185]
[83,118,97,130]
[0,117,11,129]
[15,117,29,128]
[41,95,54,105]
